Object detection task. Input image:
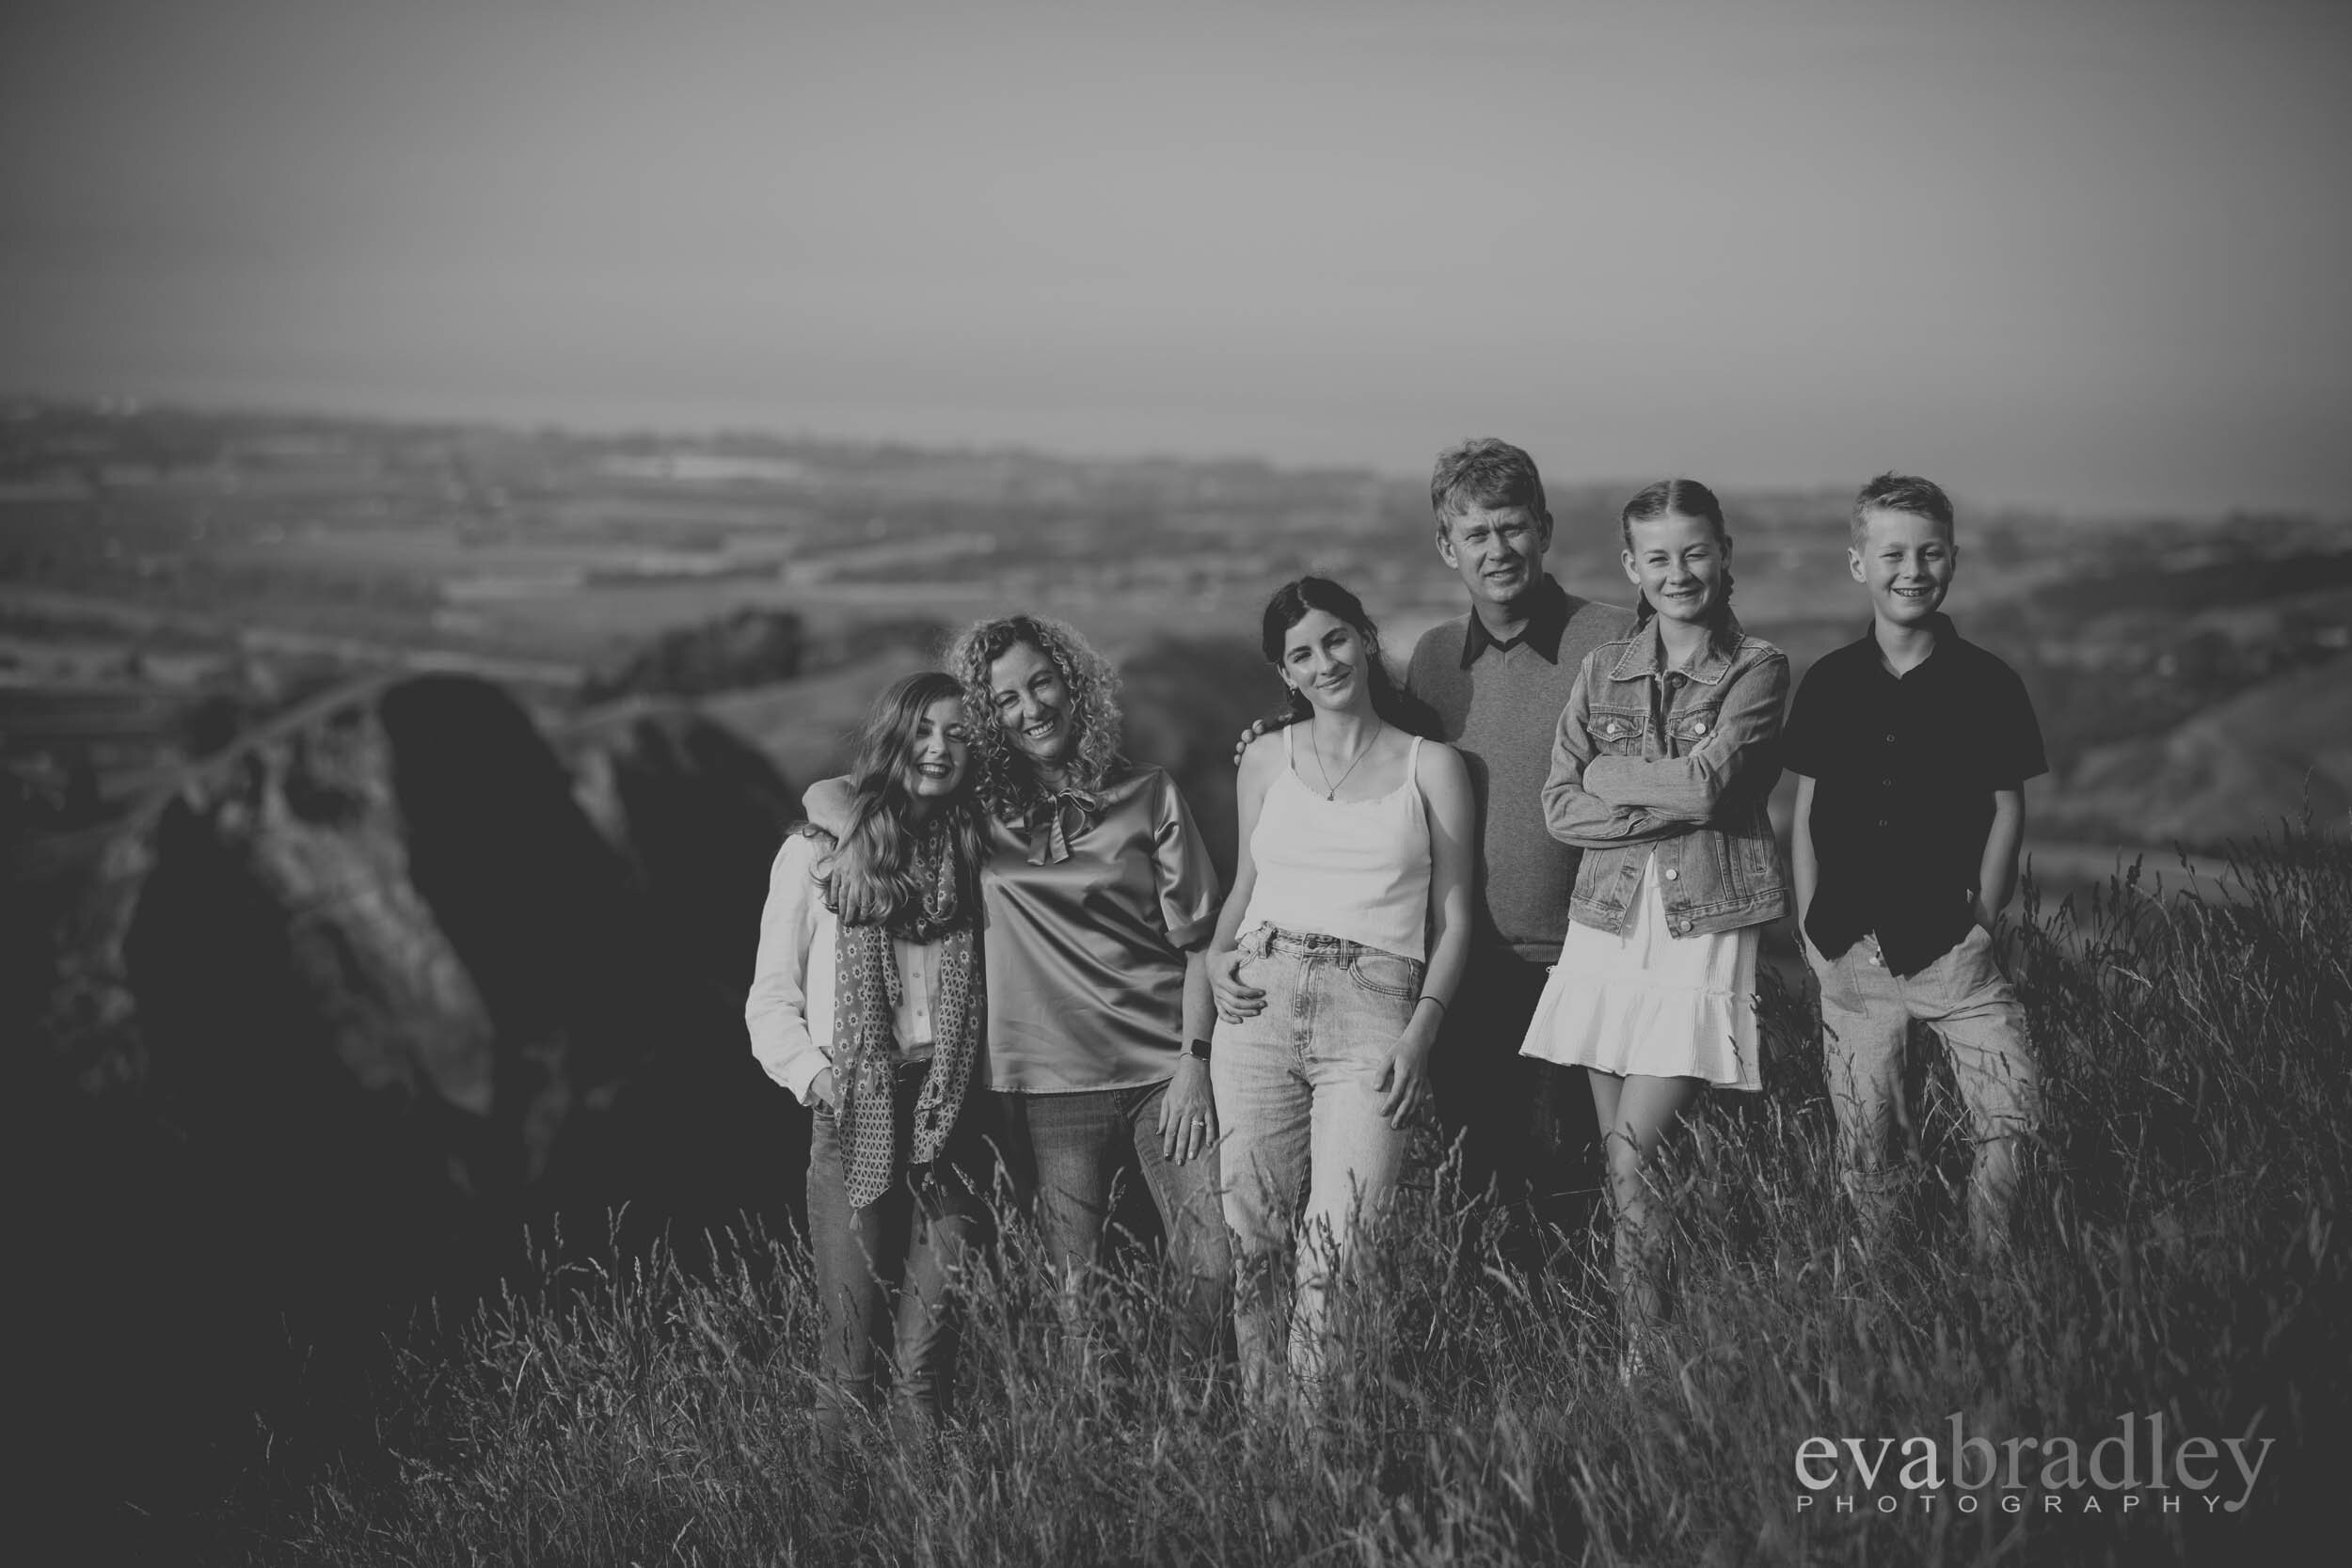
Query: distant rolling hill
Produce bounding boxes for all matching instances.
[2049,653,2352,847]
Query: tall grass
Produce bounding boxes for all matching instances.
[271,831,2350,1565]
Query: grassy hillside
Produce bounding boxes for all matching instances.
[248,831,2350,1566]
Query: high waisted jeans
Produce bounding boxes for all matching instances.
[804,1069,989,1449]
[1211,926,1423,1403]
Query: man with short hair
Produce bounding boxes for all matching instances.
[1406,439,1635,1227]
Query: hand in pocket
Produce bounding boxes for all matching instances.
[1807,941,1861,1015]
[1211,949,1266,1022]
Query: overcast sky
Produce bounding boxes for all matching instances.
[4,0,2347,515]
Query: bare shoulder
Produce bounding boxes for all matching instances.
[1413,736,1471,793]
[1237,727,1288,784]
[1414,738,1474,844]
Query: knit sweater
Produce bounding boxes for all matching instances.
[1405,578,1635,964]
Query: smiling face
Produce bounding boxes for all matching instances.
[1851,506,1957,629]
[987,639,1075,769]
[903,694,972,806]
[1437,502,1551,613]
[1279,607,1373,715]
[1622,510,1730,628]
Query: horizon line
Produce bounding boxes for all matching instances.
[6,388,2338,530]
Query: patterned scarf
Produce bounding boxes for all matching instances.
[831,819,984,1210]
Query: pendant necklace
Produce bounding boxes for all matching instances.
[1312,720,1383,800]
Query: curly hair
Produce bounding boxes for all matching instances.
[946,611,1125,819]
[817,671,989,930]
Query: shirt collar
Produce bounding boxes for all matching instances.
[1607,610,1746,685]
[1460,574,1570,667]
[1858,612,1961,678]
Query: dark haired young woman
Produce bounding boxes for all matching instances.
[1205,577,1475,1406]
[747,671,993,1447]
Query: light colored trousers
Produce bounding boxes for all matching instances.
[1212,925,1422,1403]
[1811,924,2038,1223]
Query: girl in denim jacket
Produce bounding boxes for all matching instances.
[1522,479,1789,1369]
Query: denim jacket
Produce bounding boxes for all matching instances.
[1542,612,1790,938]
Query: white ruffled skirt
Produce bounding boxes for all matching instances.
[1518,854,1762,1091]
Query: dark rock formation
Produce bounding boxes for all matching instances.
[8,672,805,1541]
[70,675,809,1241]
[565,696,802,1000]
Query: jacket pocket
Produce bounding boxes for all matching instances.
[1665,705,1722,753]
[1589,705,1647,756]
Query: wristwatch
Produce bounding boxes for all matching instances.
[1184,1037,1214,1063]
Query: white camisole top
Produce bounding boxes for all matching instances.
[1238,725,1432,962]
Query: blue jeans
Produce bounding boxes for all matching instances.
[1211,926,1423,1402]
[804,1072,989,1449]
[999,1081,1231,1360]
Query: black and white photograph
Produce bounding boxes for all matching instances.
[4,2,2347,1561]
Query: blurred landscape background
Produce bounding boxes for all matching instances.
[5,0,2350,1551]
[5,405,2344,1535]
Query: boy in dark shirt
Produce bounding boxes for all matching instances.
[1783,473,2046,1255]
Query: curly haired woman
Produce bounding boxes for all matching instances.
[807,613,1229,1365]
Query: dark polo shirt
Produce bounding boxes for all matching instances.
[1783,616,2046,976]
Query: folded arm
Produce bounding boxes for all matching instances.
[1582,650,1788,822]
[1541,668,1690,849]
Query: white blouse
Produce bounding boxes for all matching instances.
[744,833,942,1107]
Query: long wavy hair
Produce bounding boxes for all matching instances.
[946,612,1125,818]
[818,671,989,930]
[1621,478,1737,645]
[1261,576,1409,726]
